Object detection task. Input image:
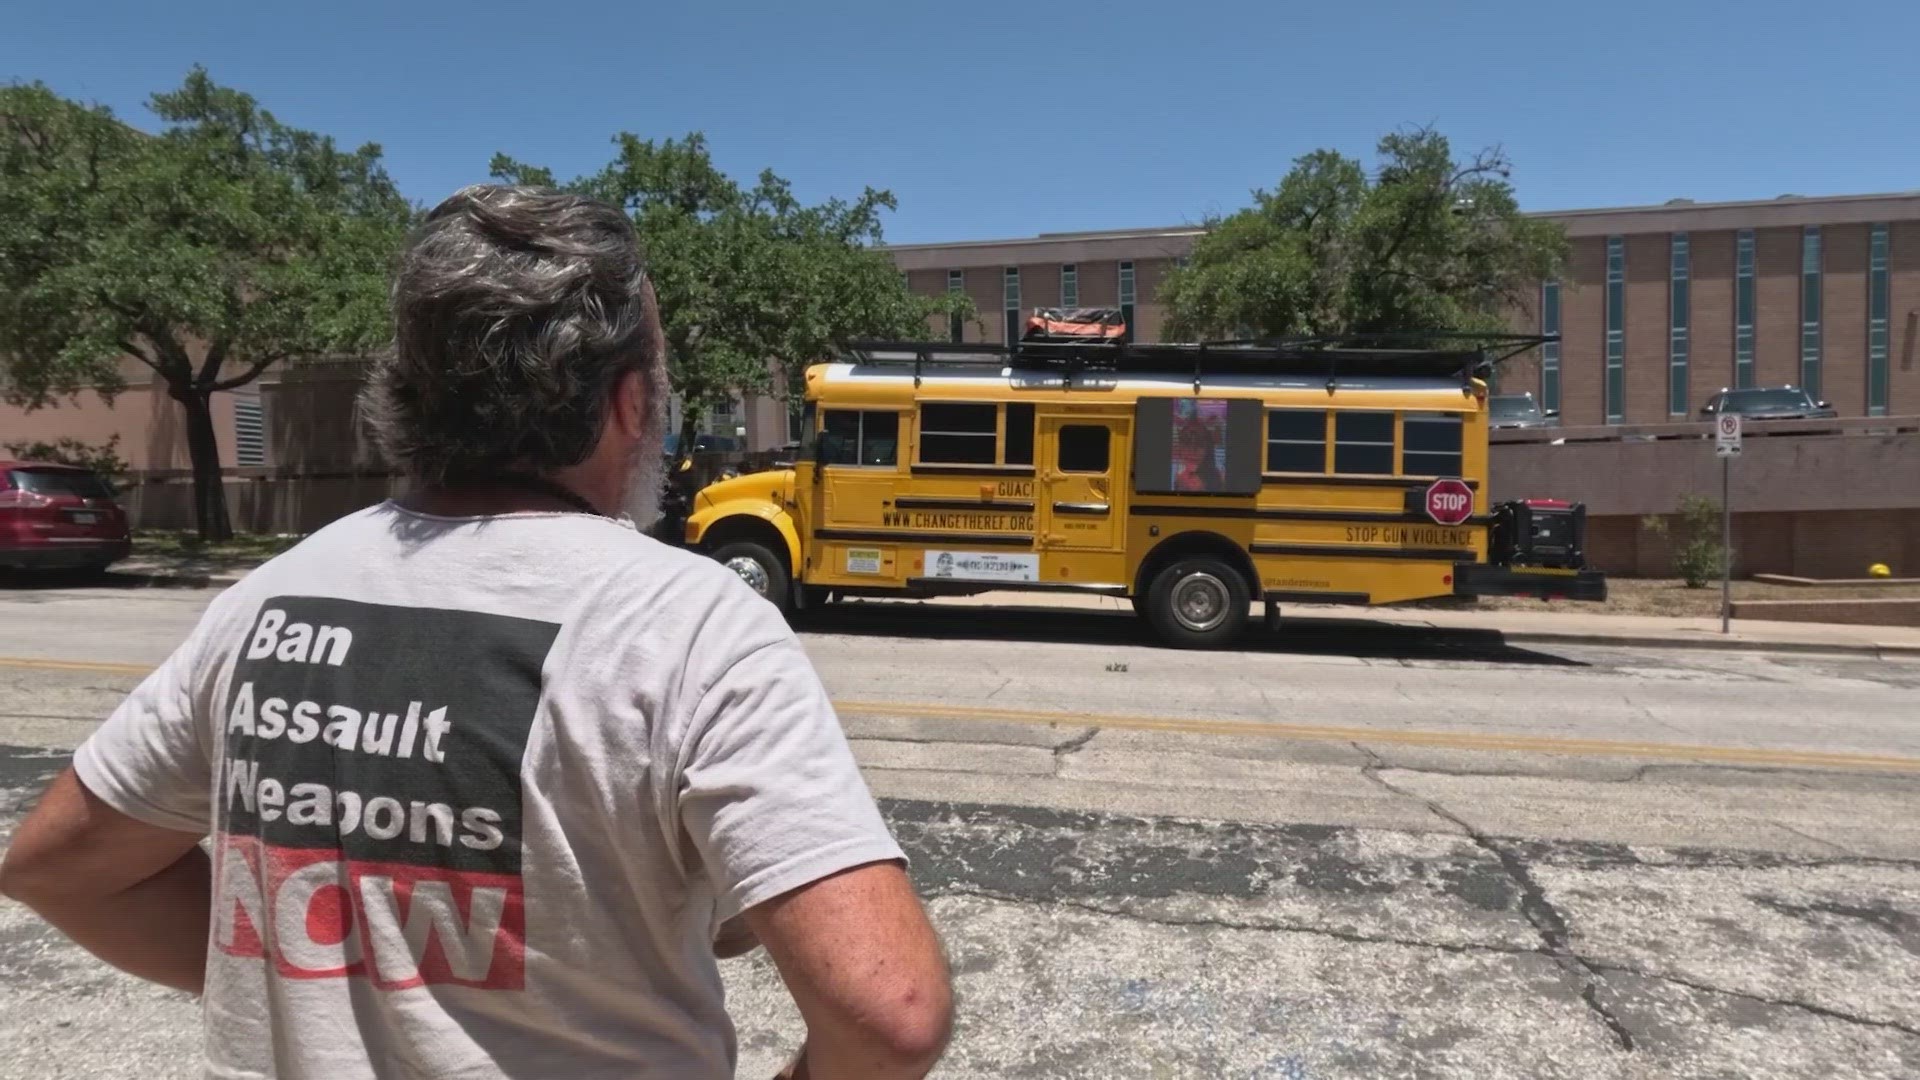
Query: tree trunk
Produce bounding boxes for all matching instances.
[176,386,233,541]
[677,410,702,459]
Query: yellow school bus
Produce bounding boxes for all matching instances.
[683,332,1605,649]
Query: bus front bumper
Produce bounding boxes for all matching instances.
[1454,562,1608,603]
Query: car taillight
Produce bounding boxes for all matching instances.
[0,489,55,510]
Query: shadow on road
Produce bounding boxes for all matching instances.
[800,602,1587,666]
[0,567,213,592]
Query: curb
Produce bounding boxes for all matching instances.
[110,570,247,590]
[1498,629,1920,659]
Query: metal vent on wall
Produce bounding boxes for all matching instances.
[233,392,267,467]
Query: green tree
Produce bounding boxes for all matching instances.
[492,134,971,450]
[0,69,412,539]
[1162,129,1567,342]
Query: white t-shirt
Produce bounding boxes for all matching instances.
[73,501,903,1079]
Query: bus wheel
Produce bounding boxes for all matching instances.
[712,540,791,616]
[1146,558,1249,649]
[789,584,833,626]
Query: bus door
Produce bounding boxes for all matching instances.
[1036,412,1129,582]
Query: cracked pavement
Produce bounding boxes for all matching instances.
[2,584,1919,1077]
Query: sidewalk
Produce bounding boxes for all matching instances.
[106,555,257,589]
[904,591,1920,657]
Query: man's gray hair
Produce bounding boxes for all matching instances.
[363,184,666,482]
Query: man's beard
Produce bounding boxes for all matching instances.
[620,407,668,531]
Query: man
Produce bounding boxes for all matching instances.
[0,185,953,1079]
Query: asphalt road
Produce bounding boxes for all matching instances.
[2,581,1918,1079]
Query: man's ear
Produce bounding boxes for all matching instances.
[612,368,647,440]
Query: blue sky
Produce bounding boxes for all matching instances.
[8,0,1918,245]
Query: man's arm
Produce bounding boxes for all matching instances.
[0,767,211,995]
[670,606,954,1079]
[744,860,952,1080]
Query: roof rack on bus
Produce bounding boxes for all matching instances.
[843,332,1557,393]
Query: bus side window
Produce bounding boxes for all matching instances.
[820,410,862,465]
[821,409,899,467]
[1402,414,1463,477]
[1005,403,1035,466]
[1333,412,1395,475]
[918,404,998,464]
[1266,409,1328,473]
[861,411,900,466]
[1059,425,1110,473]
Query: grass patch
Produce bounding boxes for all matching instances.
[133,530,303,566]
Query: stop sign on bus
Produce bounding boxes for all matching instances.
[1424,478,1473,526]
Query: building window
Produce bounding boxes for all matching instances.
[1402,414,1463,478]
[1869,224,1891,416]
[947,269,965,343]
[1333,411,1395,475]
[1265,409,1328,473]
[1801,227,1823,401]
[1060,264,1078,308]
[1669,233,1690,416]
[1605,236,1625,423]
[1118,261,1136,343]
[1540,281,1561,414]
[820,410,899,467]
[1003,267,1021,345]
[1734,230,1756,389]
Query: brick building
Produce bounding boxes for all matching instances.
[886,191,1920,424]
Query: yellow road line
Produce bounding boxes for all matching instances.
[7,656,1917,774]
[0,656,154,677]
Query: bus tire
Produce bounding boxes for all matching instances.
[712,540,792,617]
[1146,557,1249,650]
[788,584,833,626]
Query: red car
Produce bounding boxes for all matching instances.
[0,460,133,574]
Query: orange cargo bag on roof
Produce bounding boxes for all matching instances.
[1022,307,1127,343]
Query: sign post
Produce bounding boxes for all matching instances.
[1714,413,1742,633]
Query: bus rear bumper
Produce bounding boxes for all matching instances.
[1454,563,1608,603]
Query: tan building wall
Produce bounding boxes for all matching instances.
[1,362,242,471]
[1689,230,1736,400]
[1559,240,1607,424]
[1894,222,1920,416]
[887,226,1202,345]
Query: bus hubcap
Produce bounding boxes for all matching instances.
[1172,573,1230,633]
[724,556,771,596]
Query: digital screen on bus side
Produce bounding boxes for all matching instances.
[1132,397,1264,496]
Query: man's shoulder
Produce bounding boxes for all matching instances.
[593,535,792,649]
